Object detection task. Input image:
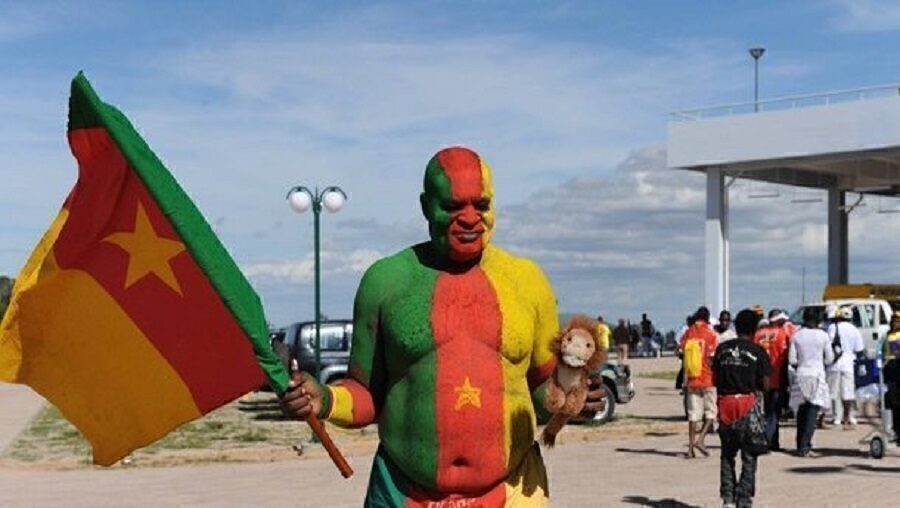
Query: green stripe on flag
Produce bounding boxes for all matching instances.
[68,72,290,393]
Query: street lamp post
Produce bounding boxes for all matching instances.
[749,47,766,112]
[286,185,347,383]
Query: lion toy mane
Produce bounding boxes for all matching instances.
[541,315,606,447]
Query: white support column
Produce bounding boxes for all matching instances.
[827,188,849,284]
[705,168,729,315]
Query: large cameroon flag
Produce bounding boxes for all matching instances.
[0,73,290,466]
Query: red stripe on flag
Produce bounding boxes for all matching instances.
[56,128,265,412]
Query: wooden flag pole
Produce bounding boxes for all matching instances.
[307,413,353,478]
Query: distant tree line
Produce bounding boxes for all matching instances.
[0,276,14,321]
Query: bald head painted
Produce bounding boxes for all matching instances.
[420,146,495,263]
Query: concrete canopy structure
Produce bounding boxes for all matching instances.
[667,85,900,314]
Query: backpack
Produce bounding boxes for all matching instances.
[684,338,704,379]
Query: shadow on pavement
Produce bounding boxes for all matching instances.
[238,403,282,412]
[615,447,685,458]
[785,465,845,474]
[252,413,291,422]
[848,463,900,474]
[644,432,679,437]
[628,415,686,422]
[808,447,865,458]
[621,495,700,507]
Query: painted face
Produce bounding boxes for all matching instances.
[421,147,495,263]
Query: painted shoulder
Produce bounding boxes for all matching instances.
[482,245,548,281]
[355,245,429,301]
[481,245,555,306]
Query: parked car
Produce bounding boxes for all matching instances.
[791,298,893,358]
[582,363,635,425]
[276,320,353,385]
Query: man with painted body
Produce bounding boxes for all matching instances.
[281,147,567,506]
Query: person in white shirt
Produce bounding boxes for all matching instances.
[789,308,835,457]
[826,307,866,427]
[715,310,738,343]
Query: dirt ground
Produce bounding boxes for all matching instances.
[2,356,899,507]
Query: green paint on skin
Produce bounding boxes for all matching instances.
[421,156,454,260]
[350,245,440,488]
[531,381,552,424]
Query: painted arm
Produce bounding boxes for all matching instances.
[320,264,384,428]
[525,262,559,422]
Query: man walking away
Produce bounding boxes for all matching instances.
[680,306,719,458]
[755,309,791,451]
[789,308,834,457]
[715,309,771,508]
[613,318,630,367]
[640,313,656,357]
[826,307,865,428]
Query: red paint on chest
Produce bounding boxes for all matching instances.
[431,268,506,491]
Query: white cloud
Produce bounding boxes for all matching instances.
[245,249,383,286]
[494,148,900,330]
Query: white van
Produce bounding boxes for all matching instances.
[791,299,893,358]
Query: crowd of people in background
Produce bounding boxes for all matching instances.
[596,313,669,364]
[592,305,900,507]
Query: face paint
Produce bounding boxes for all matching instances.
[421,147,495,263]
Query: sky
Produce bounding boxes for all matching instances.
[2,0,900,331]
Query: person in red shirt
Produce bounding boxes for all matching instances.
[679,306,719,458]
[754,309,791,451]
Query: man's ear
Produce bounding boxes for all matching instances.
[419,192,429,219]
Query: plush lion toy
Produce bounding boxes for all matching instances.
[541,315,606,447]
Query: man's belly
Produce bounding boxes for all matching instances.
[379,374,536,493]
[377,265,540,493]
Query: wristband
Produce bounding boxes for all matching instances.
[317,385,334,420]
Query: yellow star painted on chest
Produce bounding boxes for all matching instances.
[454,376,482,411]
[103,203,186,295]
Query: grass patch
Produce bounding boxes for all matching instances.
[0,392,376,469]
[636,370,679,381]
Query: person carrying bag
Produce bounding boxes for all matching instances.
[714,309,772,508]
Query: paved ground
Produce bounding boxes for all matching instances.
[0,384,43,454]
[2,357,899,507]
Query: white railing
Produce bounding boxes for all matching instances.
[670,84,900,122]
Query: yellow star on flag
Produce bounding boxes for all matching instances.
[103,203,186,295]
[454,376,481,411]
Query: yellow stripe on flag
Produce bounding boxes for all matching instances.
[1,210,69,382]
[5,245,201,465]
